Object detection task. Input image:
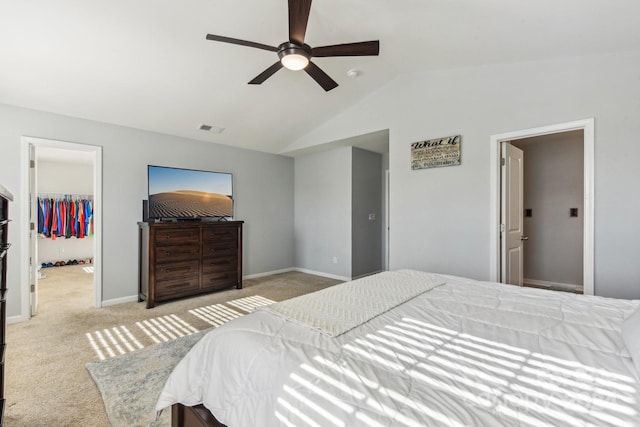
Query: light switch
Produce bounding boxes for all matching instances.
[368,213,376,220]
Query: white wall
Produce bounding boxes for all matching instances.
[294,147,351,278]
[0,103,295,318]
[36,160,94,264]
[285,50,640,299]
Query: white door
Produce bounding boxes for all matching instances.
[29,144,39,316]
[500,142,525,286]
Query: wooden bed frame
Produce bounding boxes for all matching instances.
[172,404,226,427]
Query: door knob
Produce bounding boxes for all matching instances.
[521,236,529,241]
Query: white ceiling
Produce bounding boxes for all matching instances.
[2,0,640,155]
[36,146,94,164]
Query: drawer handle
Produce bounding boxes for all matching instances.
[166,282,189,289]
[210,260,231,266]
[162,266,192,273]
[165,251,171,256]
[164,234,171,239]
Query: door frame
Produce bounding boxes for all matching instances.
[384,169,390,271]
[489,118,594,295]
[20,136,103,320]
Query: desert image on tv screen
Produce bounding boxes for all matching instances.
[148,166,233,219]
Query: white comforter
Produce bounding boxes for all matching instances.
[157,270,640,427]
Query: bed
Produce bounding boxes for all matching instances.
[156,270,640,427]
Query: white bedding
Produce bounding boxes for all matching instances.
[257,270,444,337]
[156,270,640,427]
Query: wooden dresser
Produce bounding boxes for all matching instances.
[138,221,243,308]
[0,184,13,426]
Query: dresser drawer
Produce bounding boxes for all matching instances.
[202,255,237,274]
[155,276,200,299]
[202,271,237,290]
[154,260,199,281]
[155,244,200,263]
[153,227,200,246]
[202,241,237,258]
[202,226,237,242]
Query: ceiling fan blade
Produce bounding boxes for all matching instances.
[206,34,279,52]
[289,0,312,45]
[248,61,284,85]
[304,61,338,92]
[312,40,379,57]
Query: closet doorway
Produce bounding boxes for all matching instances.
[21,137,102,320]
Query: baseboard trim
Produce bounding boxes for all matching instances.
[243,268,296,280]
[8,314,28,324]
[293,268,350,282]
[523,278,582,292]
[351,270,384,280]
[101,295,139,307]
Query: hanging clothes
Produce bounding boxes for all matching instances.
[37,195,94,239]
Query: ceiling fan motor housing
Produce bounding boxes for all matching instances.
[277,42,311,61]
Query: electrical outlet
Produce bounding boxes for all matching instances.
[368,213,376,220]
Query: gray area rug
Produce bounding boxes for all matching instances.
[86,328,210,427]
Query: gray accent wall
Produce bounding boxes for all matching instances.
[352,148,383,278]
[284,49,640,299]
[513,132,584,287]
[0,102,295,318]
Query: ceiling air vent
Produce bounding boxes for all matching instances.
[199,124,224,134]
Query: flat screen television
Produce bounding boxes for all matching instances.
[147,165,233,220]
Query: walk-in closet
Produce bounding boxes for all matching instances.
[35,147,95,313]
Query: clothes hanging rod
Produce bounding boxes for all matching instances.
[37,193,93,199]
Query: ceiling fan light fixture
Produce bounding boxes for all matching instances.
[278,43,311,70]
[281,53,309,70]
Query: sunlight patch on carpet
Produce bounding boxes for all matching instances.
[83,266,94,273]
[226,295,276,312]
[136,314,199,344]
[189,303,243,327]
[86,326,145,360]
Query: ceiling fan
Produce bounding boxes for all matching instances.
[205,0,379,92]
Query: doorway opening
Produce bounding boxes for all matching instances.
[510,132,585,293]
[20,137,102,321]
[489,119,594,295]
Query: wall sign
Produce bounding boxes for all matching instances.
[411,135,461,170]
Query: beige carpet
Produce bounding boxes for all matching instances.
[5,264,340,427]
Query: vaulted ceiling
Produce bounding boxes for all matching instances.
[2,0,639,154]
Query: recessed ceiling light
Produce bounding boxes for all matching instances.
[199,124,225,134]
